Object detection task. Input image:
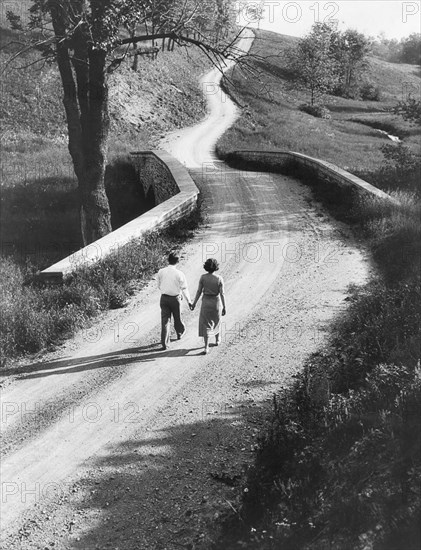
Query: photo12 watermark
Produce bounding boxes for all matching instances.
[0,399,144,427]
[402,2,419,23]
[1,481,72,504]
[234,1,340,25]
[201,238,340,266]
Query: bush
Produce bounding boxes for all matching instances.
[362,143,421,196]
[299,103,331,119]
[106,281,128,309]
[360,82,382,101]
[322,279,421,391]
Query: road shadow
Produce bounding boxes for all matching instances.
[15,344,204,380]
[53,397,270,550]
[0,342,205,462]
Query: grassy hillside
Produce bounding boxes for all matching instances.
[217,30,421,172]
[0,25,210,270]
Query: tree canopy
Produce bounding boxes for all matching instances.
[289,22,371,105]
[372,32,421,65]
[288,22,339,106]
[6,0,237,244]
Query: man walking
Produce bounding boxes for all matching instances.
[157,252,192,350]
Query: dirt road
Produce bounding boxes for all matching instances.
[0,30,370,549]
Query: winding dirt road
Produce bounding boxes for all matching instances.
[0,30,370,549]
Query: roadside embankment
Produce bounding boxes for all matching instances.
[213,140,420,550]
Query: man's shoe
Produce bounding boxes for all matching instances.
[177,331,185,340]
[161,344,170,350]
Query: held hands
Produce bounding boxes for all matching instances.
[189,302,195,311]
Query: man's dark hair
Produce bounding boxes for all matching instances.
[168,252,179,265]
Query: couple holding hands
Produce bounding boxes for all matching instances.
[157,253,226,355]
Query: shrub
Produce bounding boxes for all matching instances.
[325,279,421,391]
[106,282,128,309]
[216,349,421,550]
[366,143,421,196]
[299,103,331,119]
[360,82,382,101]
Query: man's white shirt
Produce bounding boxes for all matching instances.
[157,265,191,302]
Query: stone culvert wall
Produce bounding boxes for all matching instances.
[225,150,398,204]
[131,151,179,205]
[39,150,199,282]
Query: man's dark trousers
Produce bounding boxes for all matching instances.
[160,294,185,347]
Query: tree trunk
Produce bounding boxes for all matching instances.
[79,48,112,245]
[71,51,112,246]
[132,43,139,71]
[50,2,112,246]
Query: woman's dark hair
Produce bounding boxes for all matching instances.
[203,258,219,273]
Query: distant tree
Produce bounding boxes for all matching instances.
[6,0,236,245]
[289,22,339,106]
[331,29,371,97]
[400,33,421,65]
[371,34,402,63]
[385,38,403,63]
[371,32,420,65]
[290,24,372,104]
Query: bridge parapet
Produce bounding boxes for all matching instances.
[225,150,399,204]
[39,150,198,282]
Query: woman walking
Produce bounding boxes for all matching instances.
[191,258,226,355]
